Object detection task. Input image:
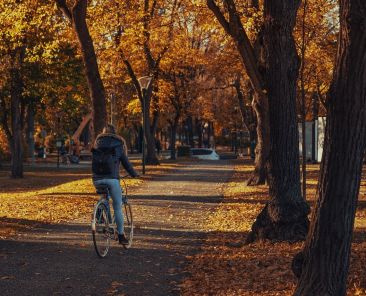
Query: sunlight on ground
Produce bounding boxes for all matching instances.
[0,160,188,239]
[0,170,142,239]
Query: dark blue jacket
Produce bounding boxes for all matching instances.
[92,133,137,180]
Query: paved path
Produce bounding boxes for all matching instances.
[0,160,234,296]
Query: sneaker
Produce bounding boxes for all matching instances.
[118,233,129,245]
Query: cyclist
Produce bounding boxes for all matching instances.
[92,124,138,245]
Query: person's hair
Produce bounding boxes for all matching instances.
[103,124,116,134]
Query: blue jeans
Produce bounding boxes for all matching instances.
[93,179,124,234]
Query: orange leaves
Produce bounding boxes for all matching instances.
[181,162,366,295]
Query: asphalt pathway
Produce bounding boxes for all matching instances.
[0,160,234,296]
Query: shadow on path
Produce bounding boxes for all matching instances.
[0,160,235,296]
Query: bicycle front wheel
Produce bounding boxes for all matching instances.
[123,202,133,249]
[92,202,111,258]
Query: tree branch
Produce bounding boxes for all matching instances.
[72,0,87,22]
[143,0,156,70]
[122,58,143,102]
[207,0,231,35]
[55,0,72,22]
[150,0,157,17]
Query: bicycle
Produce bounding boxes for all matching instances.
[91,176,133,258]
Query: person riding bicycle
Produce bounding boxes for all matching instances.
[92,124,138,245]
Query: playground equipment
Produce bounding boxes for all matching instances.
[71,113,94,157]
[71,113,128,158]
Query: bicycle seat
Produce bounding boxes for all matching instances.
[95,185,110,195]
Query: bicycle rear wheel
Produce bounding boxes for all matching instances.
[122,202,133,249]
[92,201,111,258]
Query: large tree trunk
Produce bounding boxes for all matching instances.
[293,1,366,294]
[10,48,24,179]
[56,0,107,136]
[246,0,309,243]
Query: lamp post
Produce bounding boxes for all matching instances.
[138,76,153,175]
[110,93,116,126]
[56,115,61,168]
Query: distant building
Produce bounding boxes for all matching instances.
[298,117,326,163]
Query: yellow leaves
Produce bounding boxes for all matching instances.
[0,173,142,226]
[126,98,142,115]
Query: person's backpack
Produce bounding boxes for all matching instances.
[91,147,116,175]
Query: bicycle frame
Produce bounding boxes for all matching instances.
[92,176,133,257]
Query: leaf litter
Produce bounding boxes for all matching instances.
[181,162,366,296]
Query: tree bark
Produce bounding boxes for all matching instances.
[26,100,35,162]
[144,105,159,165]
[10,48,25,178]
[56,0,107,135]
[300,0,308,200]
[187,116,194,148]
[145,109,160,164]
[169,116,179,160]
[246,0,309,243]
[311,92,319,163]
[293,1,366,294]
[197,119,203,148]
[246,92,270,186]
[143,86,159,165]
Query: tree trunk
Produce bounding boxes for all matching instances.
[246,0,309,243]
[56,0,107,136]
[143,91,159,165]
[207,0,270,186]
[187,116,194,147]
[300,0,308,200]
[10,49,24,178]
[311,92,319,163]
[151,110,159,136]
[293,1,366,294]
[170,117,179,160]
[145,121,159,164]
[26,101,35,162]
[196,119,203,148]
[246,91,270,186]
